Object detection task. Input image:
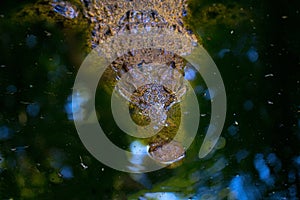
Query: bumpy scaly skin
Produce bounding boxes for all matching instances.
[83,0,195,164]
[80,0,197,46]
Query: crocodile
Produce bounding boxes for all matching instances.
[51,0,198,165]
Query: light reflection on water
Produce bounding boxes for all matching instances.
[246,47,259,63]
[64,90,91,121]
[229,174,261,200]
[254,153,275,186]
[0,126,13,140]
[59,166,74,179]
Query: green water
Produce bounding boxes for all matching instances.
[0,0,299,199]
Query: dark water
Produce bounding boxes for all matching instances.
[0,0,299,199]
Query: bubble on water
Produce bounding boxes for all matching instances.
[204,88,215,100]
[243,100,254,111]
[65,90,91,121]
[227,125,239,136]
[254,154,274,186]
[184,67,197,80]
[246,47,259,63]
[229,175,261,200]
[6,85,17,94]
[129,141,147,165]
[26,34,37,48]
[26,103,40,117]
[130,141,147,154]
[0,126,13,140]
[60,166,73,179]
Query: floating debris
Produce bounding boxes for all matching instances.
[264,73,274,77]
[44,30,52,37]
[79,156,88,170]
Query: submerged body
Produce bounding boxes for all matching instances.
[51,0,198,165]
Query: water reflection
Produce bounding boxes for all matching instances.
[60,166,74,179]
[64,90,91,121]
[266,153,282,173]
[254,154,275,186]
[142,192,181,200]
[243,100,254,111]
[229,174,261,200]
[0,126,13,140]
[129,141,148,166]
[26,102,40,117]
[203,88,215,100]
[184,67,197,81]
[246,47,259,63]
